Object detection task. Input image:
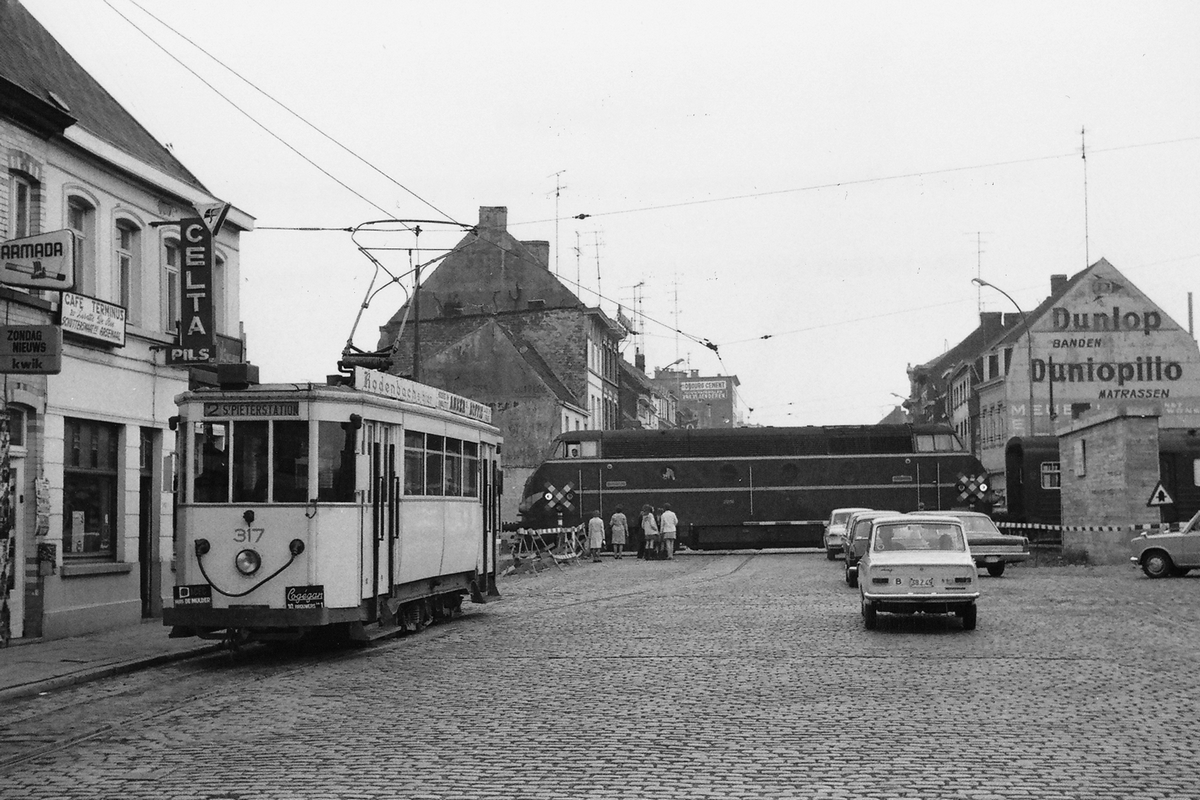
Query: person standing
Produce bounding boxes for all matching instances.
[587,510,605,563]
[640,504,660,560]
[660,503,679,559]
[609,507,629,560]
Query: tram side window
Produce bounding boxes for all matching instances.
[232,421,269,503]
[445,439,463,495]
[317,421,356,502]
[194,422,229,502]
[425,434,445,495]
[1040,461,1061,490]
[273,421,309,502]
[463,441,479,497]
[404,431,425,495]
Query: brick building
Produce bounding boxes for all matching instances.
[651,368,745,428]
[375,206,624,523]
[1,1,250,638]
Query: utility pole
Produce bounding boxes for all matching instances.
[548,170,566,276]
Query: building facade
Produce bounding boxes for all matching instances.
[908,260,1200,512]
[375,206,624,524]
[651,368,745,428]
[1,1,249,639]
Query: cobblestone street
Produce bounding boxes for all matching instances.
[2,554,1198,799]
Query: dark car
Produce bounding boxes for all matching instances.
[909,510,1030,577]
[843,510,897,587]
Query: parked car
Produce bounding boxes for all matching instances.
[909,509,1030,577]
[843,510,897,587]
[1130,508,1200,578]
[858,514,980,630]
[823,507,870,560]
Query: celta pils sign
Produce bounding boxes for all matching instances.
[167,218,215,365]
[0,229,75,290]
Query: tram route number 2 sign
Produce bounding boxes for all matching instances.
[286,585,325,609]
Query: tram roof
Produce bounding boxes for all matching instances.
[552,423,956,443]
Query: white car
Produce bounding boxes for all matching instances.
[823,507,870,560]
[858,514,980,631]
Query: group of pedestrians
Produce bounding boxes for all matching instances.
[586,503,679,562]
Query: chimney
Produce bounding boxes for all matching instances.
[980,311,1002,327]
[1050,274,1068,296]
[478,206,507,233]
[522,240,550,269]
[635,351,646,372]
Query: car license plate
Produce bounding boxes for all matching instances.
[909,577,933,587]
[984,556,1000,563]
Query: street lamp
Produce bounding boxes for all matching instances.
[972,278,1036,437]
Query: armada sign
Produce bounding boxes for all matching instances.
[0,229,74,289]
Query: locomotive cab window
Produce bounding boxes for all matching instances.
[915,433,963,452]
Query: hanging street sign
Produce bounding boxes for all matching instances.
[1147,481,1174,507]
[0,325,63,374]
[195,201,231,237]
[166,217,215,365]
[60,291,126,346]
[0,229,75,290]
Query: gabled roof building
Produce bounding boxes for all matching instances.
[376,206,625,523]
[1,0,251,639]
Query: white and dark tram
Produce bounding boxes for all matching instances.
[164,368,502,643]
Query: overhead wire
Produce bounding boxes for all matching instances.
[116,0,463,228]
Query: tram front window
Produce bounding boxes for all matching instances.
[194,422,229,502]
[233,420,269,503]
[274,421,309,502]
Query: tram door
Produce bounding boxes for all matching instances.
[365,422,400,620]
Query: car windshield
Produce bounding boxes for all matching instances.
[956,515,1001,534]
[873,522,966,552]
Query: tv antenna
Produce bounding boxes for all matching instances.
[547,170,567,275]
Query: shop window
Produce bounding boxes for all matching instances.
[317,421,356,502]
[63,418,120,560]
[273,421,308,502]
[193,421,229,502]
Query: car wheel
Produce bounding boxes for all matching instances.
[986,562,1006,578]
[862,596,877,630]
[959,604,977,631]
[1141,551,1174,579]
[826,548,836,561]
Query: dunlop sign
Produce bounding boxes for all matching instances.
[0,325,63,374]
[0,229,75,290]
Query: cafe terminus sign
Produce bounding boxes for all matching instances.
[60,291,126,346]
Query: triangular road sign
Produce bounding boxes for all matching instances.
[1147,481,1174,507]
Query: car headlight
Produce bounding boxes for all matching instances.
[235,549,262,576]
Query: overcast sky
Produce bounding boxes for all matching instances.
[22,0,1200,426]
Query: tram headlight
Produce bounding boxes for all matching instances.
[194,538,210,556]
[235,548,262,576]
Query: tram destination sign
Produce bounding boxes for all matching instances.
[203,401,300,418]
[354,367,492,423]
[0,325,62,374]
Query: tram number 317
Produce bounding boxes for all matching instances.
[234,527,265,543]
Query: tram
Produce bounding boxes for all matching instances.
[164,367,502,643]
[518,424,991,549]
[1004,432,1200,526]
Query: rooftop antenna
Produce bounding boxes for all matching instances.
[673,272,681,360]
[592,231,604,307]
[548,170,566,275]
[1081,126,1090,268]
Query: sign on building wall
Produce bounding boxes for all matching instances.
[0,325,62,374]
[60,291,126,346]
[167,217,215,365]
[1008,261,1200,431]
[0,229,75,290]
[680,379,729,400]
